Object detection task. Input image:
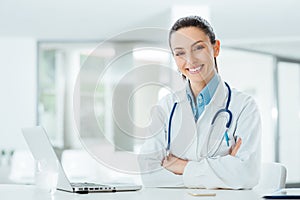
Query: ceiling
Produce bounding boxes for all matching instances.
[1,0,300,60]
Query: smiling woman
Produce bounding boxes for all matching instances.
[138,16,262,189]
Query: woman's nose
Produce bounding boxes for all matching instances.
[185,52,197,66]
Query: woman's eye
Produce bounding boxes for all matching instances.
[193,45,204,51]
[174,52,185,56]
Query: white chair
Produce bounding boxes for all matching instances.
[253,162,287,191]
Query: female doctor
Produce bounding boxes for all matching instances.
[138,16,261,189]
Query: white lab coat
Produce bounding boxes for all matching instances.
[138,77,261,189]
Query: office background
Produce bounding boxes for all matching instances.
[0,0,300,187]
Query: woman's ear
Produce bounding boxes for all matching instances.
[213,40,221,57]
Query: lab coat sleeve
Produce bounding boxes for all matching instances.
[138,103,184,187]
[183,96,262,189]
[138,139,184,187]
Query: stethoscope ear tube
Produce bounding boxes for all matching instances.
[224,82,233,128]
[210,83,232,128]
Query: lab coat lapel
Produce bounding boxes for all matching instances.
[170,90,198,158]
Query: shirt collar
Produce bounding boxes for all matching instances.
[186,74,220,106]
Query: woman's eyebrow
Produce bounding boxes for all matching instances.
[191,40,204,47]
[173,47,184,51]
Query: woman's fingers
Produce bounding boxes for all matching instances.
[230,138,242,156]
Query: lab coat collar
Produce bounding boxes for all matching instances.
[208,75,228,108]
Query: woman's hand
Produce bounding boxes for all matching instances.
[162,154,188,175]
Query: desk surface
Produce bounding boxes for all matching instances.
[0,184,279,200]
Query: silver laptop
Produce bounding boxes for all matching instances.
[22,126,142,193]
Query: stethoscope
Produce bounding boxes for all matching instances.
[166,82,233,158]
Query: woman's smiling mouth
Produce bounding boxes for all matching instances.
[187,65,204,74]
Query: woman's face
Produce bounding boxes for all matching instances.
[170,27,220,85]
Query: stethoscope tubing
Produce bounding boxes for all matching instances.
[167,102,178,152]
[167,82,232,157]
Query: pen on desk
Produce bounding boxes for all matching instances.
[188,192,216,197]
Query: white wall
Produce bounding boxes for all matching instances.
[0,37,37,149]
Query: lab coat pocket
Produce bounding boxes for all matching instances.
[208,128,236,157]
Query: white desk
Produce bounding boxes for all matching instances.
[0,184,274,200]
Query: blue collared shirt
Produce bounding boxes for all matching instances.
[186,74,220,121]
